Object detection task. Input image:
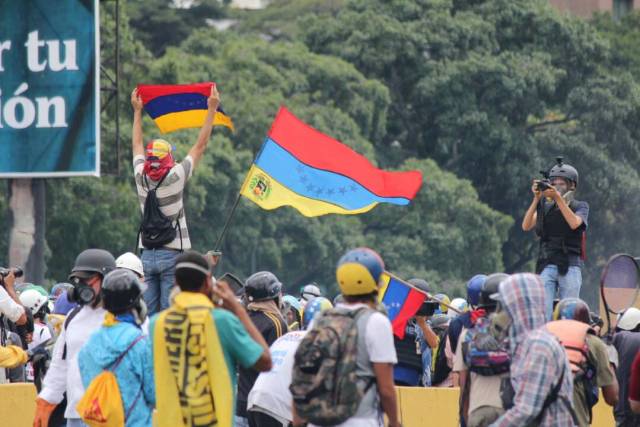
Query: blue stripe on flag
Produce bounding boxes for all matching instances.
[381,277,410,322]
[145,93,208,119]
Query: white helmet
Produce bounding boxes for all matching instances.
[116,252,144,277]
[617,307,640,331]
[447,298,470,319]
[19,289,48,314]
[301,284,321,302]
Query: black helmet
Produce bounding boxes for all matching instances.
[549,157,579,186]
[101,269,142,314]
[69,249,116,279]
[408,278,430,293]
[478,273,508,309]
[245,271,282,302]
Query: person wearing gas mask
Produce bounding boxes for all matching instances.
[522,158,589,320]
[78,269,154,426]
[34,249,116,427]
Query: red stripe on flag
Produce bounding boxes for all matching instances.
[392,288,425,339]
[267,107,423,200]
[137,82,215,104]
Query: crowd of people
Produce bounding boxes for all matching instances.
[2,246,640,427]
[0,87,639,427]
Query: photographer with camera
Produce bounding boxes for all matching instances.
[0,268,27,326]
[0,267,27,385]
[522,158,589,320]
[393,278,437,387]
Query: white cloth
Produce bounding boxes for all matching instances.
[0,286,25,323]
[29,322,52,350]
[39,305,107,418]
[311,303,397,427]
[248,331,307,422]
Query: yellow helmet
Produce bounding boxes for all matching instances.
[336,248,385,296]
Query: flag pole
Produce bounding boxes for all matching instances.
[384,272,463,314]
[213,192,243,251]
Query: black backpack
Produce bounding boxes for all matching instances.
[138,172,181,250]
[431,329,452,385]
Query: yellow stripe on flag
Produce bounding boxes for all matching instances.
[154,110,235,134]
[378,272,391,303]
[240,164,378,217]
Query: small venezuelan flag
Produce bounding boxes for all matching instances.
[378,272,426,339]
[240,107,422,216]
[137,82,234,134]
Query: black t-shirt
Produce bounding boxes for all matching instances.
[236,309,288,417]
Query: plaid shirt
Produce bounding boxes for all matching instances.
[490,274,576,427]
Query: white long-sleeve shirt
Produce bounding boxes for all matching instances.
[0,286,25,323]
[39,305,106,419]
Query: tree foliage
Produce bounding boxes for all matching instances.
[19,1,640,306]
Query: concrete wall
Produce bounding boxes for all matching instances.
[0,383,618,426]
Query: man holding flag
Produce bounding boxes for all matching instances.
[130,85,220,314]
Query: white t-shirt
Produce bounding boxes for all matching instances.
[248,330,307,422]
[312,303,397,427]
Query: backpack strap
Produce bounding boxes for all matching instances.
[535,367,579,425]
[110,334,145,371]
[61,306,83,360]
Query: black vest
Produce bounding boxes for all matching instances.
[536,199,583,274]
[394,323,422,371]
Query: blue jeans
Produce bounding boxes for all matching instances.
[66,419,88,427]
[540,264,582,320]
[141,249,179,315]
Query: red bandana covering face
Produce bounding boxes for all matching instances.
[144,139,175,181]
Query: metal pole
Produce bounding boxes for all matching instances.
[213,193,243,251]
[115,0,120,175]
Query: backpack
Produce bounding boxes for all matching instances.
[431,329,451,385]
[290,307,374,426]
[138,172,181,250]
[462,317,510,376]
[76,335,144,427]
[545,320,599,421]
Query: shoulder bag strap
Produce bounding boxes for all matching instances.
[110,334,145,371]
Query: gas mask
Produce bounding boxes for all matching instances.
[69,276,99,306]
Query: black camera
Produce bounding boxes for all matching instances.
[417,300,439,317]
[535,179,552,192]
[0,267,23,278]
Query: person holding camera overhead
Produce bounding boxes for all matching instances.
[0,267,27,384]
[522,157,589,320]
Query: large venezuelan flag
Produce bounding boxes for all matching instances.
[378,272,426,339]
[137,82,234,133]
[240,107,423,217]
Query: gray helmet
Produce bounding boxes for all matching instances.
[549,158,579,186]
[245,271,282,302]
[478,273,509,309]
[408,278,430,293]
[301,283,321,301]
[69,249,116,279]
[102,269,142,314]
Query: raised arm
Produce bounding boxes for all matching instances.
[188,85,221,168]
[131,88,144,158]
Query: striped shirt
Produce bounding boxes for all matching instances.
[134,155,193,250]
